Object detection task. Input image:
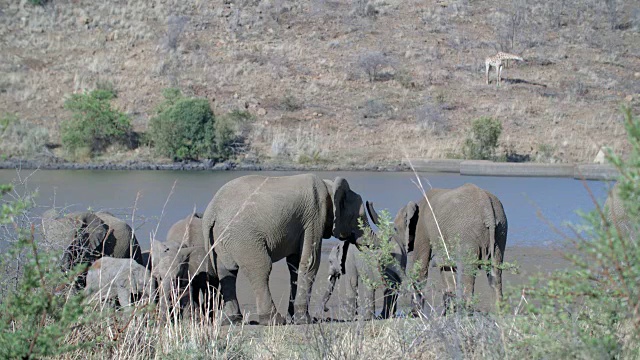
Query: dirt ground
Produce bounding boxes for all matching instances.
[232,244,570,323]
[1,0,639,165]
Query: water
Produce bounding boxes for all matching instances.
[0,169,612,249]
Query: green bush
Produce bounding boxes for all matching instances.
[0,185,94,359]
[149,89,248,161]
[149,90,216,161]
[505,106,640,357]
[61,89,132,157]
[0,114,49,158]
[462,116,502,160]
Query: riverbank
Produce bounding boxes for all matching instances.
[0,157,619,180]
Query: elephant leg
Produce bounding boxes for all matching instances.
[242,257,284,325]
[345,273,358,319]
[461,272,476,310]
[487,249,504,305]
[362,287,375,321]
[292,234,322,324]
[117,287,131,308]
[412,248,432,316]
[286,254,300,318]
[217,265,242,324]
[439,268,455,294]
[382,288,398,319]
[159,277,178,317]
[439,268,456,315]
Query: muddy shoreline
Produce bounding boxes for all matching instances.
[237,245,573,323]
[0,158,409,172]
[0,158,618,181]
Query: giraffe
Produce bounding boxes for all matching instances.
[485,52,524,85]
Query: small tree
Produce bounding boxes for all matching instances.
[0,185,94,359]
[462,116,502,160]
[149,89,216,161]
[357,52,394,82]
[61,89,132,157]
[0,114,49,158]
[506,107,640,357]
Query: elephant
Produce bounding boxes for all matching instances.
[397,183,508,314]
[202,174,369,325]
[152,213,217,318]
[604,182,633,239]
[141,250,152,271]
[321,201,416,320]
[42,209,143,287]
[85,256,155,308]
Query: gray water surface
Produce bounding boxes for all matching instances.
[0,169,612,249]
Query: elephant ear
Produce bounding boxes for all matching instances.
[332,177,350,236]
[404,202,419,252]
[332,177,350,213]
[80,212,108,254]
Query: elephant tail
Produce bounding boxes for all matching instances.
[482,192,498,277]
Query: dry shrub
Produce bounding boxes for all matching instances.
[0,114,49,158]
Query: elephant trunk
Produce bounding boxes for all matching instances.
[322,274,339,312]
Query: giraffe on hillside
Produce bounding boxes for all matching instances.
[485,52,524,85]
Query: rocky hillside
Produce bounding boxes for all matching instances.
[1,0,639,166]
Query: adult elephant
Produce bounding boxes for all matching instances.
[321,201,417,320]
[152,213,217,318]
[202,174,368,325]
[604,182,633,238]
[42,209,143,286]
[398,183,508,313]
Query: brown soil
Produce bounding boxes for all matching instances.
[1,1,639,165]
[234,245,571,323]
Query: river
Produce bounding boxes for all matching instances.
[0,169,612,249]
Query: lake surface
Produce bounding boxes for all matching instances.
[0,169,612,249]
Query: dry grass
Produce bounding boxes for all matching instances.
[0,0,638,165]
[52,303,506,359]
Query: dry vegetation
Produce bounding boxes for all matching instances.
[1,0,640,165]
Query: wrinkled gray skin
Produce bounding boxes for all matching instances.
[152,214,217,318]
[605,183,633,239]
[321,201,416,320]
[202,174,368,325]
[85,257,155,307]
[141,250,152,271]
[42,209,143,287]
[403,183,508,313]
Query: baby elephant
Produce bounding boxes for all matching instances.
[152,214,217,318]
[322,201,416,320]
[85,257,155,308]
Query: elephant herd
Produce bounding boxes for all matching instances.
[41,173,625,326]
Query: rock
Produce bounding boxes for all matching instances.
[593,147,610,164]
[213,162,231,171]
[202,159,215,168]
[256,108,267,116]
